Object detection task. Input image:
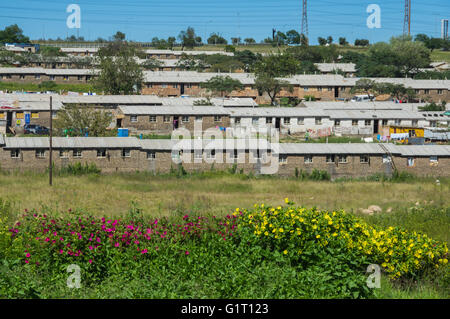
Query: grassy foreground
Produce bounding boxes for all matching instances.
[0,172,448,299]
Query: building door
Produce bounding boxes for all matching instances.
[6,112,12,134]
[116,118,122,128]
[373,120,379,134]
[173,116,179,129]
[180,84,185,95]
[275,118,281,130]
[334,86,339,98]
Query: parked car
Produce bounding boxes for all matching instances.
[24,124,50,135]
[350,94,374,102]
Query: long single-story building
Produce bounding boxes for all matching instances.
[0,136,449,178]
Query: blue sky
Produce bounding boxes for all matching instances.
[0,0,448,44]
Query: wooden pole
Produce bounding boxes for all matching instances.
[49,96,53,186]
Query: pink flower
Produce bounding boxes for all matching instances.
[26,253,31,258]
[114,243,120,247]
[89,246,93,250]
[59,249,64,254]
[141,249,148,254]
[25,260,29,264]
[185,251,190,255]
[88,259,92,264]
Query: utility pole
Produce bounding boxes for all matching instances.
[49,96,53,186]
[403,0,411,36]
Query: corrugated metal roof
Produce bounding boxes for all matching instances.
[384,144,450,156]
[139,139,271,151]
[279,143,385,155]
[315,63,356,73]
[118,105,229,115]
[4,137,141,149]
[228,107,325,117]
[301,101,428,111]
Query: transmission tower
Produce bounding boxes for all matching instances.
[301,0,308,37]
[403,0,411,36]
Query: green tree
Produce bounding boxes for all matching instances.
[244,38,256,44]
[113,31,126,42]
[0,24,30,43]
[178,27,202,50]
[55,104,113,137]
[338,37,348,46]
[142,57,163,70]
[92,42,144,95]
[231,37,241,45]
[350,79,376,99]
[318,37,327,46]
[254,53,299,105]
[208,33,227,45]
[39,46,66,57]
[286,30,301,45]
[200,76,244,97]
[326,36,333,44]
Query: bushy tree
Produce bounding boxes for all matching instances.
[200,75,244,97]
[55,104,113,137]
[0,24,30,43]
[286,30,301,45]
[208,33,227,45]
[318,37,327,46]
[92,42,144,94]
[178,27,202,50]
[244,38,256,44]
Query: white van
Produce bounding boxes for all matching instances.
[350,94,374,102]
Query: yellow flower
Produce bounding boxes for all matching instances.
[284,198,289,204]
[278,228,284,233]
[316,235,321,239]
[283,250,288,255]
[264,231,269,236]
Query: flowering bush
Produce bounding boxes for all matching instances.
[236,199,448,279]
[1,199,448,298]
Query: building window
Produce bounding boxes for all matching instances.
[149,115,156,122]
[146,83,153,88]
[360,155,369,163]
[147,151,156,160]
[182,116,189,123]
[59,150,69,158]
[303,87,309,91]
[163,116,171,123]
[334,120,340,126]
[326,155,335,163]
[130,115,138,123]
[327,87,333,91]
[382,120,388,126]
[338,155,348,163]
[365,120,371,126]
[122,149,131,158]
[315,117,322,125]
[352,120,358,126]
[430,156,438,164]
[36,149,45,158]
[438,90,443,95]
[206,149,216,159]
[279,155,287,163]
[77,75,83,81]
[195,116,202,122]
[266,117,272,124]
[186,83,192,88]
[407,157,415,167]
[424,89,429,95]
[10,149,20,158]
[172,84,178,88]
[232,150,239,160]
[235,117,241,124]
[284,117,290,125]
[63,76,69,81]
[298,117,304,125]
[395,120,401,126]
[317,87,322,92]
[161,84,167,88]
[252,117,259,125]
[430,121,437,127]
[35,75,40,80]
[73,150,82,158]
[304,155,313,163]
[97,149,106,158]
[49,75,55,81]
[214,116,221,122]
